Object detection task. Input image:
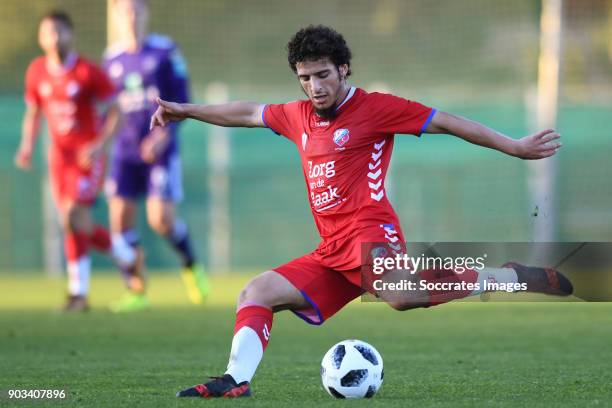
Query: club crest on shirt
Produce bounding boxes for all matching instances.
[333,128,350,147]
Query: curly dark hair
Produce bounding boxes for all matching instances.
[287,25,352,77]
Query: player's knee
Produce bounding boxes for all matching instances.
[60,214,73,232]
[147,213,172,236]
[238,273,278,308]
[238,279,266,306]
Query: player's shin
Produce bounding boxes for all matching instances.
[419,267,517,306]
[64,232,91,296]
[470,267,518,295]
[225,304,273,384]
[166,218,195,268]
[111,229,143,292]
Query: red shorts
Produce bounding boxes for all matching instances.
[49,148,105,206]
[273,222,406,325]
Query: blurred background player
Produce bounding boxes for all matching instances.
[104,0,208,312]
[15,10,125,312]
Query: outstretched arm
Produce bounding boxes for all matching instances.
[424,111,562,160]
[150,98,266,130]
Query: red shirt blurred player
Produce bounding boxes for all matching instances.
[150,25,570,397]
[15,11,122,311]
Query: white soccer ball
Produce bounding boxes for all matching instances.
[320,339,384,399]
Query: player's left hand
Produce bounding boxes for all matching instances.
[514,129,562,160]
[140,127,170,164]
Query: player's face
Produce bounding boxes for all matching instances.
[296,58,349,118]
[38,18,72,56]
[114,0,149,40]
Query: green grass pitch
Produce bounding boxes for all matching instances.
[1,273,611,407]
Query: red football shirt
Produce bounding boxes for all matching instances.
[24,53,114,151]
[264,87,436,268]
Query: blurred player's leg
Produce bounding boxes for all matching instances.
[108,196,148,312]
[89,224,112,253]
[64,154,141,310]
[146,156,209,305]
[61,202,95,312]
[146,197,209,304]
[146,199,194,266]
[49,156,94,311]
[77,153,113,256]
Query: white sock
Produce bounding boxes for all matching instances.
[67,256,91,296]
[225,327,264,384]
[111,233,137,267]
[471,267,518,295]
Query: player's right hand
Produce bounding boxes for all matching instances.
[150,98,187,129]
[14,147,33,170]
[78,142,105,170]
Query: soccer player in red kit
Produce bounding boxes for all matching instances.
[15,11,126,311]
[150,26,573,397]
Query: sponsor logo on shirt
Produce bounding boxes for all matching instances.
[307,160,345,211]
[47,100,77,135]
[308,160,336,179]
[125,72,143,91]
